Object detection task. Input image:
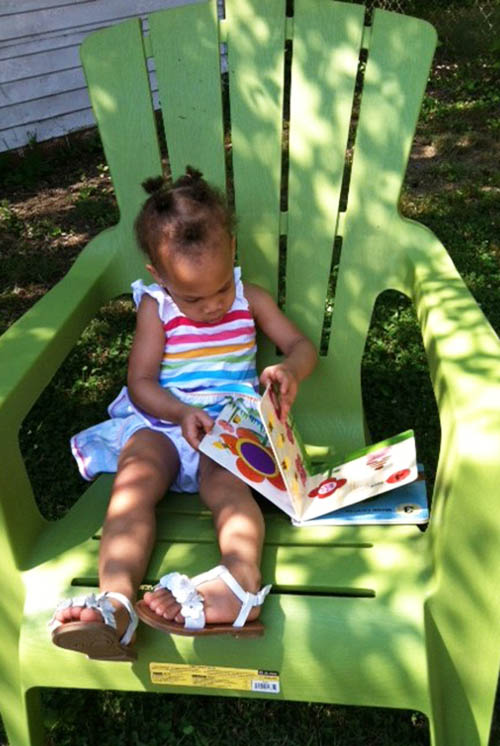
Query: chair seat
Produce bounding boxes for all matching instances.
[20,476,430,713]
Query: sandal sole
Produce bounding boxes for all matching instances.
[52,622,137,661]
[136,601,265,637]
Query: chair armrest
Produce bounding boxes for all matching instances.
[407,219,500,607]
[0,229,122,428]
[408,220,500,543]
[406,219,500,738]
[0,229,121,564]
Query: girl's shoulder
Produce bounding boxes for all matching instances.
[131,279,176,322]
[242,281,273,315]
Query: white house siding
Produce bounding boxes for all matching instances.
[0,0,201,153]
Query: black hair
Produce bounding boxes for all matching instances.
[135,166,235,267]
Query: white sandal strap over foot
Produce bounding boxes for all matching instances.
[49,591,138,645]
[156,565,271,630]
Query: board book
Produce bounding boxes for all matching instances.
[199,385,426,525]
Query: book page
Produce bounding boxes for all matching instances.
[198,392,296,518]
[292,465,428,526]
[258,385,310,518]
[300,432,418,521]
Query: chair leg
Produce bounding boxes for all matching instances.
[428,713,489,746]
[2,686,44,746]
[426,613,497,746]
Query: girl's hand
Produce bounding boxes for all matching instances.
[180,407,214,449]
[260,363,298,422]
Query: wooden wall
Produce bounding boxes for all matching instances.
[0,0,201,153]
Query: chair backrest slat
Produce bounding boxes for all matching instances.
[225,0,287,296]
[80,19,163,233]
[148,2,226,191]
[286,0,365,349]
[344,10,437,229]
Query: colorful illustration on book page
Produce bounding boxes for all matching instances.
[258,385,310,517]
[198,395,296,517]
[300,433,418,521]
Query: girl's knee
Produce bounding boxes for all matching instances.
[113,429,180,503]
[119,429,179,478]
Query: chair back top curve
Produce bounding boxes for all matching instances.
[80,0,437,453]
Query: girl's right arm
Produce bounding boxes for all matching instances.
[127,295,213,447]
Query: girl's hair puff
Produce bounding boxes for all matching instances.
[135,166,235,267]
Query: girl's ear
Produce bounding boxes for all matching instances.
[146,263,163,285]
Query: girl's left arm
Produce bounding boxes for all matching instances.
[245,283,318,420]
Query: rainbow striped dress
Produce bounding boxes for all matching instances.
[148,266,258,403]
[70,267,259,491]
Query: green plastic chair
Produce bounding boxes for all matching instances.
[1,1,500,744]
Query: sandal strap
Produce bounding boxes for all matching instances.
[49,591,138,645]
[213,567,272,628]
[157,565,271,630]
[103,592,138,645]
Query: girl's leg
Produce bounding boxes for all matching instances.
[56,428,180,636]
[144,454,266,625]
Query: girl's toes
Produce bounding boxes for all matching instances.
[156,597,180,619]
[145,589,176,615]
[56,605,102,624]
[80,606,104,623]
[141,588,183,620]
[144,589,166,610]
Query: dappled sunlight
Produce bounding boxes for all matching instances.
[89,86,117,115]
[23,544,99,620]
[3,2,500,744]
[244,15,271,45]
[28,326,59,342]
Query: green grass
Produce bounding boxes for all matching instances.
[38,690,430,746]
[1,52,499,746]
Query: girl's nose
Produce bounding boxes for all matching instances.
[205,299,222,314]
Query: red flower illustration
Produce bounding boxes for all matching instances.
[295,455,307,487]
[308,477,347,499]
[285,422,295,445]
[218,419,234,433]
[269,385,281,421]
[386,469,410,484]
[220,428,286,491]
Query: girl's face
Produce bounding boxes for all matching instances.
[148,231,236,323]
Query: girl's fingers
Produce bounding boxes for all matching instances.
[184,422,200,449]
[197,411,214,433]
[278,373,289,394]
[187,412,214,448]
[261,365,289,390]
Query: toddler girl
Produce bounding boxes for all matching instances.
[50,167,317,659]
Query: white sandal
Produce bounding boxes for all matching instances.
[50,591,138,661]
[136,565,271,637]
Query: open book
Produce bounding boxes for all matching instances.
[199,385,424,525]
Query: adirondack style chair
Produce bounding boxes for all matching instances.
[1,1,500,744]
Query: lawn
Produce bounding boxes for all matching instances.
[0,47,499,746]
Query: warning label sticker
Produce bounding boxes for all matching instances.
[150,663,280,694]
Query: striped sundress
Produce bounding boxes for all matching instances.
[70,267,259,492]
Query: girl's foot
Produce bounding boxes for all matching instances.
[50,592,138,660]
[142,560,264,626]
[54,596,132,639]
